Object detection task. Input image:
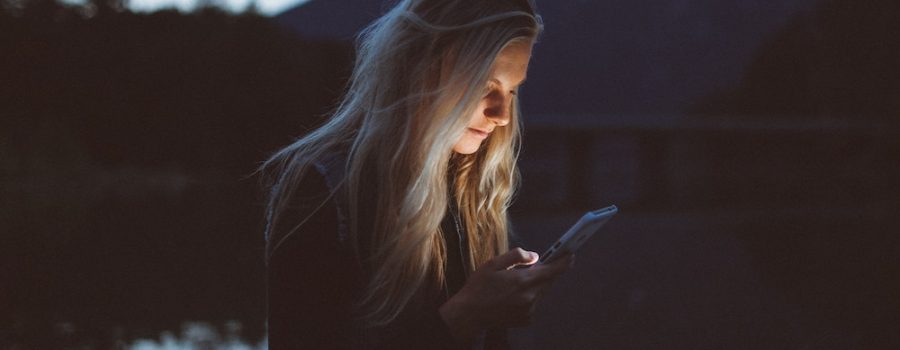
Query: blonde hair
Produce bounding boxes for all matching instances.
[261,0,542,327]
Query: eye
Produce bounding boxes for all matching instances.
[482,83,495,96]
[483,81,519,98]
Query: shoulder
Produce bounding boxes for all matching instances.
[266,151,351,260]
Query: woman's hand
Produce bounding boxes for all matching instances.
[438,247,573,343]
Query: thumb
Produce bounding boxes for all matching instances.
[486,248,538,271]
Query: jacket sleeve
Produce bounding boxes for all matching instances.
[266,170,464,349]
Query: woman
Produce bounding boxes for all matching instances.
[261,0,572,348]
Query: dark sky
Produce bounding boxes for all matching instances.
[276,0,820,122]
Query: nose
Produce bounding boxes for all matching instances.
[483,91,512,126]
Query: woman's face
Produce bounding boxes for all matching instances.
[452,40,532,155]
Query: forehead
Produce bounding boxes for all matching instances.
[491,41,532,84]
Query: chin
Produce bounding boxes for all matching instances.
[453,143,480,155]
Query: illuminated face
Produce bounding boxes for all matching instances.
[452,41,532,154]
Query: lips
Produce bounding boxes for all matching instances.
[468,128,490,138]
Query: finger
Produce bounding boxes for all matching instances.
[543,253,574,273]
[523,254,574,285]
[485,247,538,271]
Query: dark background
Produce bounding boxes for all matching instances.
[2,0,899,348]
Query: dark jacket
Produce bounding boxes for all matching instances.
[265,152,510,349]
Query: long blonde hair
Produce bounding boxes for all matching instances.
[261,0,542,327]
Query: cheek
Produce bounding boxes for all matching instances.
[467,101,487,125]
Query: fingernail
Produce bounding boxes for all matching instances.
[530,252,539,261]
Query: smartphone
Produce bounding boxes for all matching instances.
[539,205,618,264]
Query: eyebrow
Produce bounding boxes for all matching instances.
[490,77,527,88]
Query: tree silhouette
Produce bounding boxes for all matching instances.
[691,0,900,123]
[686,1,900,346]
[1,2,352,347]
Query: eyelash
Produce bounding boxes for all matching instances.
[485,84,518,96]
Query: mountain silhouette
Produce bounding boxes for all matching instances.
[275,0,386,40]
